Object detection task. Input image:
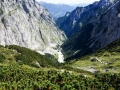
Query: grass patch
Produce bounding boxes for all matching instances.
[0,8,3,15]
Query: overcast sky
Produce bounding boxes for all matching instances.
[36,0,100,4]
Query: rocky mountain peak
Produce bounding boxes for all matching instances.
[57,0,118,38]
[98,0,117,6]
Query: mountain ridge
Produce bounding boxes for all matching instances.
[57,0,118,38]
[62,0,120,60]
[0,0,66,59]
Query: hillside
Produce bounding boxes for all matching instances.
[67,38,120,74]
[0,45,56,67]
[0,43,120,89]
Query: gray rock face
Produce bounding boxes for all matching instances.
[57,0,118,38]
[90,0,120,51]
[62,0,120,60]
[0,0,66,55]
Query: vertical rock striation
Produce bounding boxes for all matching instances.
[0,0,66,55]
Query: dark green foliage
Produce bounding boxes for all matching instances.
[0,8,3,15]
[45,53,58,62]
[6,45,56,67]
[0,45,4,48]
[0,54,5,62]
[0,64,120,89]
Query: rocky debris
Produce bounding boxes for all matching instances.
[68,71,72,74]
[91,58,108,65]
[35,61,41,67]
[91,58,99,62]
[76,66,97,73]
[60,69,65,73]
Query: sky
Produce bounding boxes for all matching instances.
[36,0,100,4]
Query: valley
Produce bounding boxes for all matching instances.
[0,0,120,89]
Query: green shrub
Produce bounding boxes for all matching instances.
[0,54,5,62]
[0,64,120,89]
[0,8,3,15]
[7,45,57,67]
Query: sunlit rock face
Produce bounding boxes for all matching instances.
[0,0,66,55]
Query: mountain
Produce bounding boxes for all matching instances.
[62,0,120,60]
[57,0,118,37]
[0,0,66,59]
[56,12,70,27]
[40,2,75,20]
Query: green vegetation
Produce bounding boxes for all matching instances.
[0,8,3,15]
[0,64,120,89]
[69,38,120,74]
[0,54,5,62]
[6,45,56,67]
[0,38,120,89]
[0,45,56,68]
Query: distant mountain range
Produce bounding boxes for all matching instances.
[40,2,75,20]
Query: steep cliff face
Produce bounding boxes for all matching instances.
[56,12,70,27]
[0,0,66,55]
[62,0,120,60]
[57,0,118,37]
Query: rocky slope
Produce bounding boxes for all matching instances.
[0,0,66,58]
[62,0,120,60]
[57,0,118,37]
[40,2,74,20]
